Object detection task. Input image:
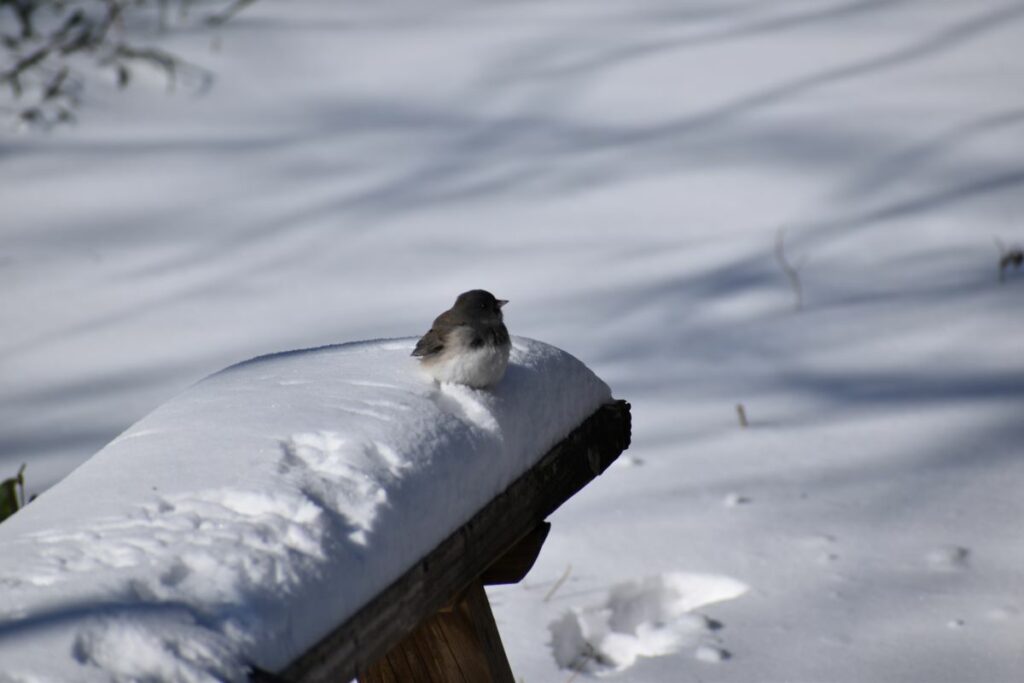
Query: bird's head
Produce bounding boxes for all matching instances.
[454,289,507,323]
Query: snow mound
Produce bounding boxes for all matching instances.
[0,337,611,681]
[549,572,747,674]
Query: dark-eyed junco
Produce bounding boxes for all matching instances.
[412,289,511,388]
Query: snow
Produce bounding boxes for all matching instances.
[549,573,747,674]
[0,337,612,680]
[3,0,1024,680]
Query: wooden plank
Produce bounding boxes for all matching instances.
[359,581,514,683]
[480,522,550,586]
[459,581,515,683]
[273,399,631,683]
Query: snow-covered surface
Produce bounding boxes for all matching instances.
[0,337,611,680]
[3,0,1024,680]
[549,572,748,674]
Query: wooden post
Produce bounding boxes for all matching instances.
[270,400,631,683]
[358,522,550,683]
[359,581,513,683]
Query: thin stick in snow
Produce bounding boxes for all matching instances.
[736,404,749,428]
[544,564,573,603]
[775,228,804,311]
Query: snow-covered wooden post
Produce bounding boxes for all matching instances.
[0,338,626,683]
[272,400,631,683]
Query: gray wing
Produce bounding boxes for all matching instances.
[412,308,472,358]
[412,326,446,357]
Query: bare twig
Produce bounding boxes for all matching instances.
[113,44,180,89]
[775,228,804,311]
[1,46,48,95]
[3,0,36,39]
[544,563,572,602]
[42,66,68,100]
[17,463,26,508]
[1,0,254,126]
[207,0,257,27]
[736,403,748,428]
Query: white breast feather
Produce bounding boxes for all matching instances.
[421,335,510,388]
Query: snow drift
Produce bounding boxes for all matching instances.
[0,337,611,681]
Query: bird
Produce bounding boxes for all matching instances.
[412,289,511,388]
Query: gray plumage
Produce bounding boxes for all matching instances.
[412,290,511,388]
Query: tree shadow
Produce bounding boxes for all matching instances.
[493,0,913,83]
[3,0,1024,498]
[235,0,1024,234]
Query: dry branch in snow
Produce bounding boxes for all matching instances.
[0,0,252,126]
[774,228,804,311]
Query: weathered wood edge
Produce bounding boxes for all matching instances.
[267,399,631,683]
[479,521,551,586]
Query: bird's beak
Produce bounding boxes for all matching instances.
[497,299,509,308]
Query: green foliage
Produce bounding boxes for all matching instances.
[0,464,27,523]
